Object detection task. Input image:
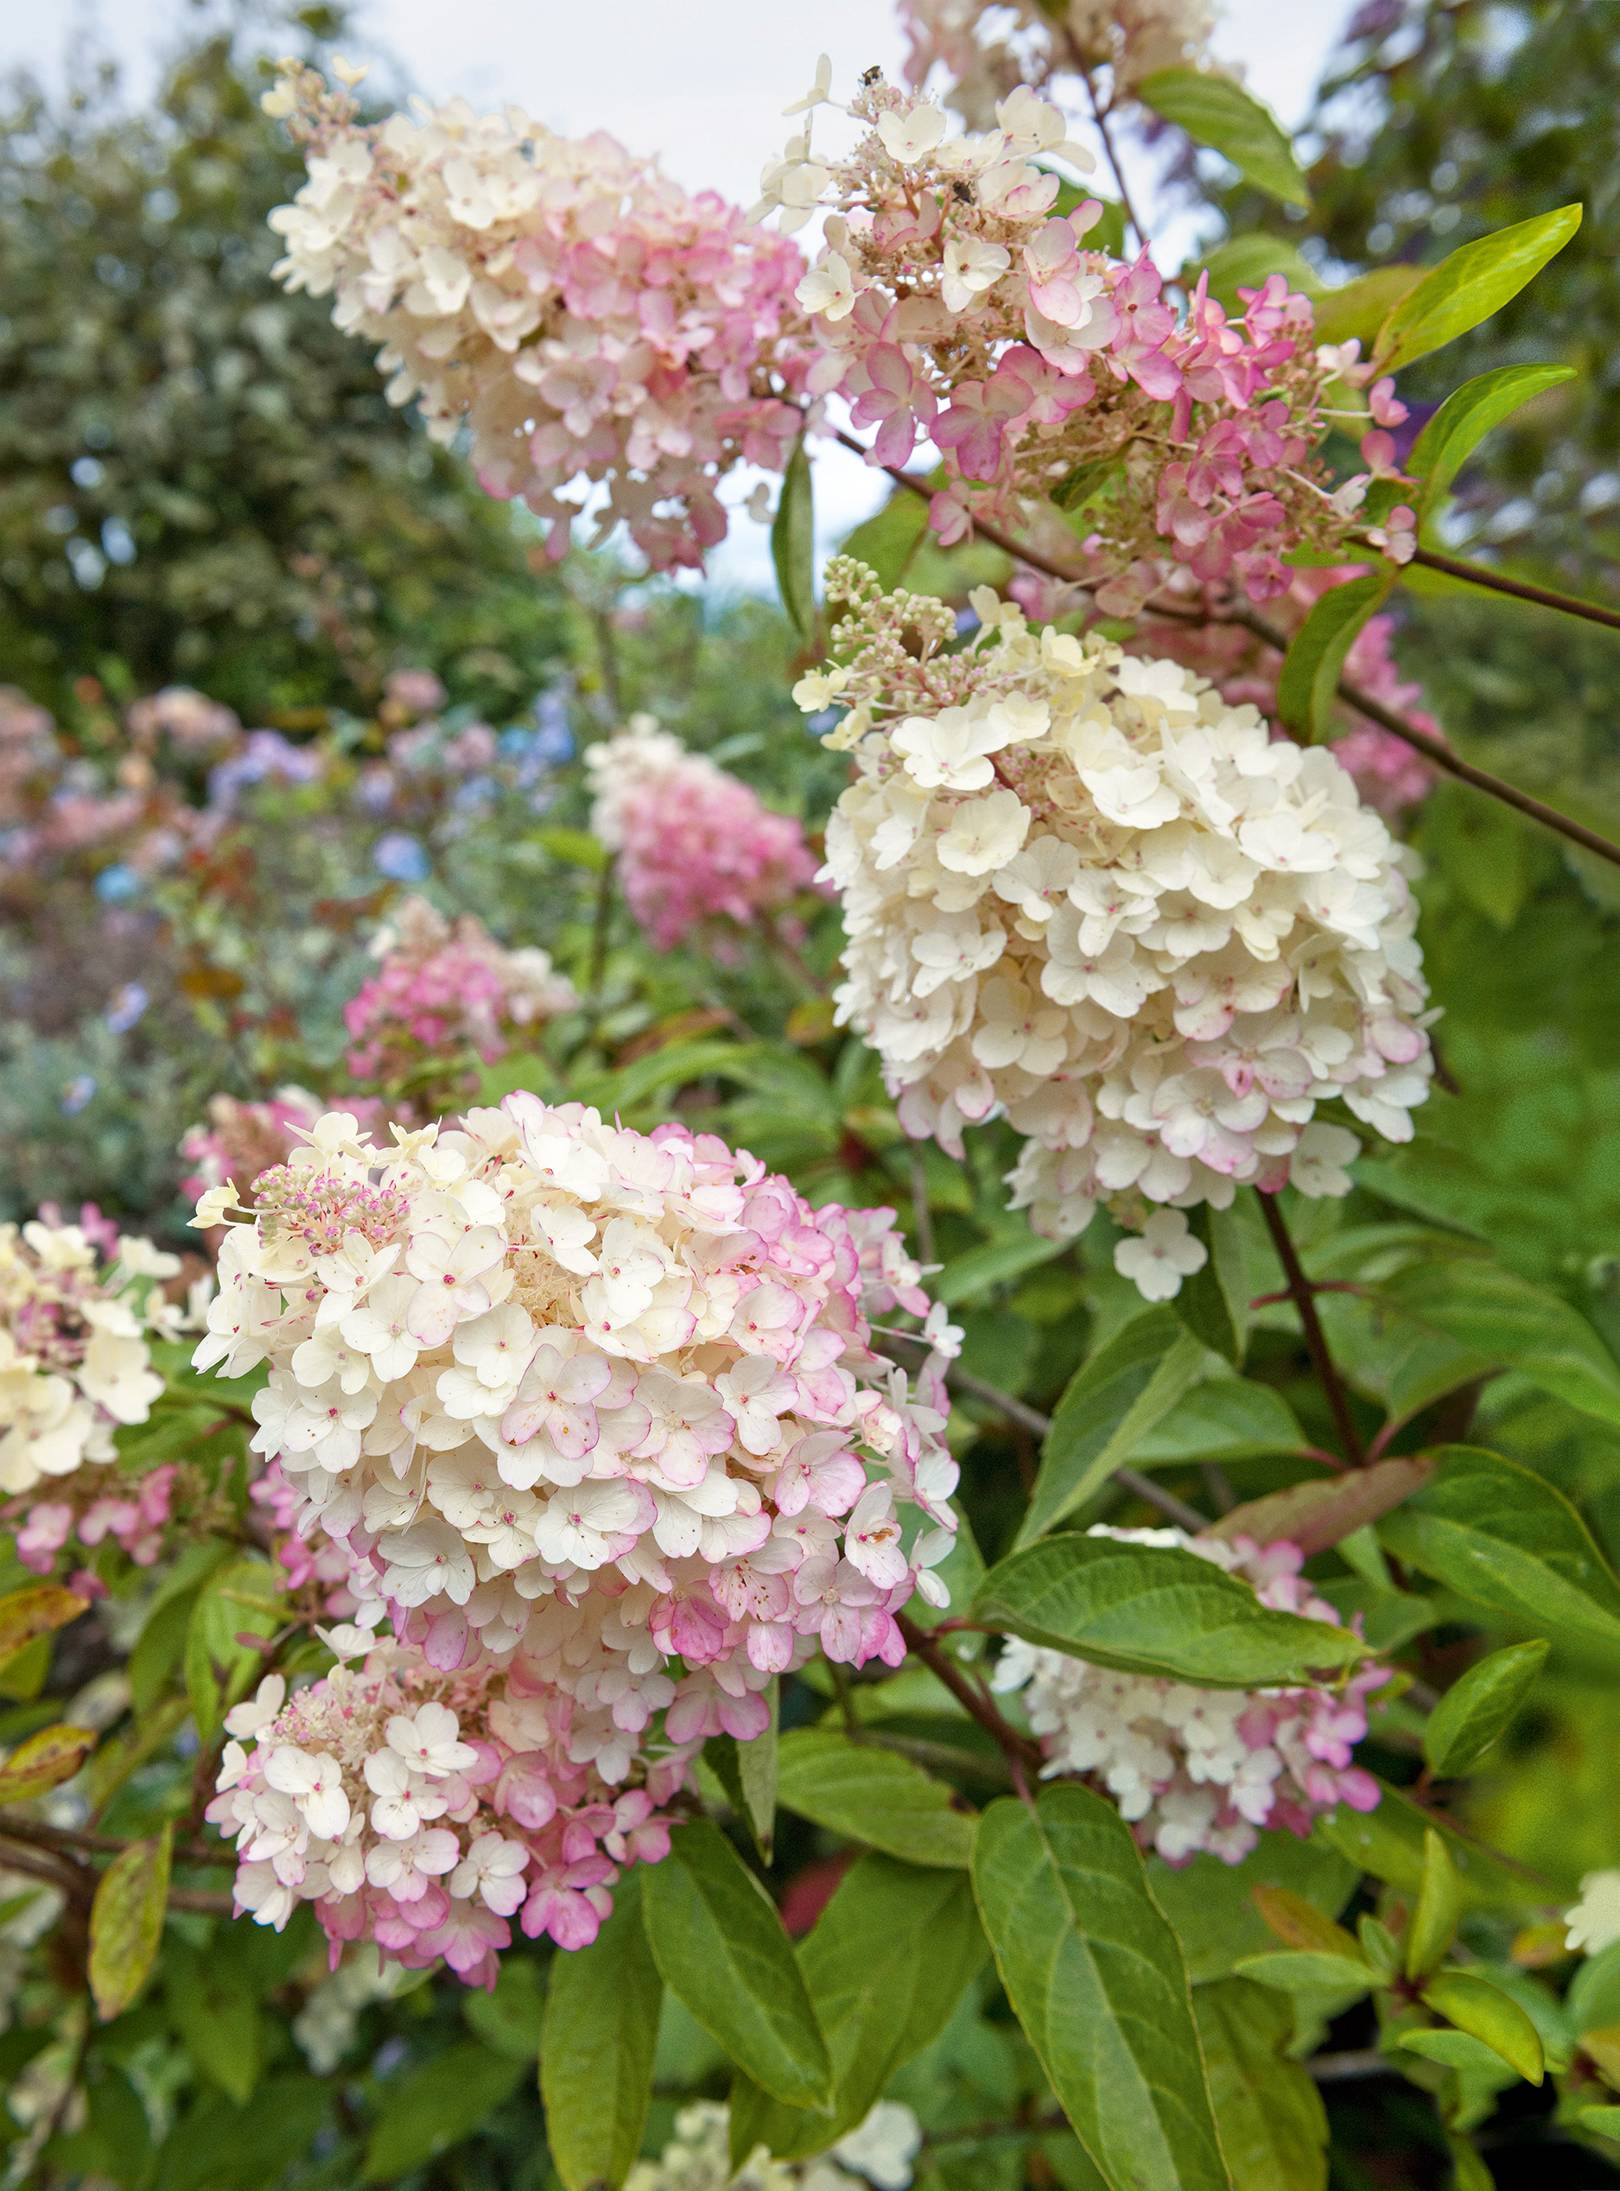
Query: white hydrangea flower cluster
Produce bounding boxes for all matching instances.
[192,1098,958,1691]
[263,63,816,573]
[0,1216,186,1495]
[804,564,1432,1297]
[993,1527,1385,1863]
[626,2101,922,2191]
[899,0,1216,125]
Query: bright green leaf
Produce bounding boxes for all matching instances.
[974,1786,1230,2190]
[1408,364,1577,507]
[1194,1979,1328,2190]
[1406,1830,1463,1982]
[1377,203,1583,371]
[641,1820,831,2111]
[1423,1640,1549,1778]
[1398,2027,1512,2075]
[1423,1971,1544,2084]
[89,1825,172,2022]
[1235,1949,1379,1995]
[1277,573,1392,738]
[974,1533,1366,1687]
[1311,265,1424,351]
[774,1729,976,1869]
[540,1873,662,2191]
[1318,1778,1535,1910]
[1018,1313,1209,1544]
[1138,68,1309,207]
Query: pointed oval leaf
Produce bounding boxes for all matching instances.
[1210,1456,1434,1557]
[1138,68,1308,207]
[1277,573,1392,739]
[1193,1979,1328,2191]
[0,1583,91,1674]
[1406,1830,1463,1982]
[1408,364,1577,507]
[1423,1971,1544,2084]
[974,1786,1231,2190]
[1253,1886,1364,1962]
[771,434,816,642]
[1376,204,1582,371]
[641,1820,831,2111]
[0,1722,95,1802]
[1235,1949,1378,1995]
[974,1534,1366,1687]
[540,1872,662,2191]
[89,1824,172,2022]
[1380,1446,1620,1651]
[1423,1640,1549,1779]
[775,1729,976,1868]
[1380,1258,1620,1429]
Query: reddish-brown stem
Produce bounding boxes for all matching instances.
[1256,1190,1366,1468]
[1405,543,1620,637]
[896,1614,1043,1778]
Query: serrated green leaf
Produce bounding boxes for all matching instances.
[1138,68,1308,208]
[89,1825,171,2022]
[1408,364,1578,509]
[771,434,816,642]
[1376,203,1583,371]
[641,1820,831,2110]
[1380,1446,1620,1651]
[1018,1313,1209,1544]
[1423,1640,1548,1778]
[540,1873,661,2191]
[1277,573,1392,738]
[974,1533,1366,1687]
[775,1729,976,1868]
[973,1786,1231,2190]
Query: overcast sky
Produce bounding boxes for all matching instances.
[5,0,1352,584]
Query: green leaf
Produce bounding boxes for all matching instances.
[1172,1205,1248,1368]
[1137,68,1309,208]
[1051,455,1124,516]
[1407,364,1577,508]
[0,1722,94,1802]
[1318,1779,1534,1910]
[1376,203,1583,371]
[1423,1640,1548,1778]
[1406,1830,1463,1982]
[1423,1971,1544,2084]
[1185,235,1321,311]
[1277,573,1392,738]
[705,1681,778,1862]
[362,2042,524,2181]
[1380,1446,1620,1651]
[184,1556,283,1739]
[164,1940,264,2105]
[935,1228,1070,1307]
[1130,1376,1304,1467]
[974,1533,1366,1687]
[532,823,608,874]
[540,1873,662,2191]
[1310,266,1424,351]
[1147,1834,1357,1983]
[89,1825,172,2022]
[1194,1979,1329,2191]
[1580,2106,1620,2143]
[1208,1456,1434,1558]
[1235,1950,1378,1995]
[1017,1313,1209,1544]
[774,1729,976,1869]
[1379,1258,1620,1429]
[771,433,816,642]
[0,1583,90,1674]
[731,1855,986,2160]
[641,1820,831,2110]
[973,1785,1231,2190]
[1252,1886,1366,1962]
[1398,2028,1513,2075]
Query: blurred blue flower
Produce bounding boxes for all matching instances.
[105,981,150,1034]
[61,1075,97,1115]
[373,830,431,883]
[94,863,141,903]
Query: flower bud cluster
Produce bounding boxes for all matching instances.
[265,64,817,573]
[804,565,1431,1296]
[208,1639,688,1977]
[626,2100,923,2191]
[192,1099,958,1702]
[898,0,1215,125]
[0,1216,186,1496]
[993,1527,1385,1862]
[586,718,822,951]
[342,897,577,1091]
[761,74,1384,600]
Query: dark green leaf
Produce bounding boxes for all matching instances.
[1138,68,1309,207]
[1379,1259,1620,1429]
[165,1940,264,2105]
[1377,204,1583,371]
[1277,573,1392,738]
[540,1873,662,2191]
[362,2042,524,2181]
[1051,455,1123,515]
[641,1820,831,2110]
[1172,1205,1248,1367]
[775,1729,976,1869]
[771,434,816,642]
[973,1786,1231,2190]
[975,1533,1366,1687]
[1422,1640,1549,1778]
[1194,1979,1329,2190]
[1380,1446,1620,1650]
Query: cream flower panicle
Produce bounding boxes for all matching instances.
[624,2099,923,2191]
[807,562,1433,1297]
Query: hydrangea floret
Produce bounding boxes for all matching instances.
[625,2099,923,2191]
[803,562,1432,1295]
[994,1526,1385,1861]
[898,0,1216,125]
[760,71,1397,601]
[192,1097,959,1701]
[182,1087,390,1205]
[586,717,822,951]
[265,63,820,573]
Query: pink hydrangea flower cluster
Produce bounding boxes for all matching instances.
[191,1097,958,1686]
[208,1637,690,1980]
[342,898,577,1091]
[899,0,1216,124]
[994,1527,1385,1863]
[253,1460,363,1616]
[585,718,822,952]
[14,1462,179,1578]
[181,1088,389,1206]
[265,63,819,574]
[762,74,1390,602]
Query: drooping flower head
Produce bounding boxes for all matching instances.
[586,717,822,952]
[342,897,577,1094]
[994,1527,1384,1863]
[806,563,1432,1297]
[266,64,819,573]
[193,1098,958,1695]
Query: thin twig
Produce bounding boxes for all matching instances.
[1255,1191,1365,1468]
[1076,62,1146,250]
[0,1813,232,1868]
[896,1614,1043,1777]
[1406,543,1620,637]
[1309,2048,1396,2084]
